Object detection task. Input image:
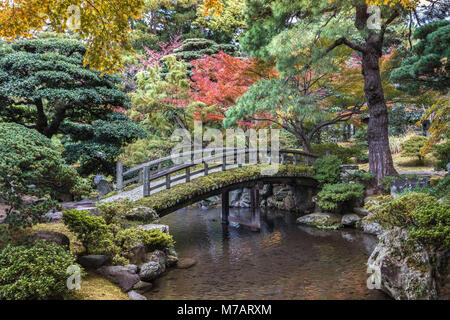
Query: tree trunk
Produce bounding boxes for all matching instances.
[361,39,398,184]
[42,102,68,138]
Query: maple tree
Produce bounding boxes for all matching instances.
[190,51,276,123]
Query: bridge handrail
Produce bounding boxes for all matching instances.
[116,147,318,193]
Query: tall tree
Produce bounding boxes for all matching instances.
[209,0,424,183]
[0,38,129,138]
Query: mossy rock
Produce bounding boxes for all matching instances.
[296,212,343,230]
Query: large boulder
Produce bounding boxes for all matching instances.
[176,258,197,269]
[296,212,343,229]
[368,228,449,300]
[132,281,153,294]
[96,265,140,292]
[125,207,159,222]
[28,231,70,248]
[78,255,110,269]
[137,224,170,234]
[146,250,167,272]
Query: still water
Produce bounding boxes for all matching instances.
[145,207,389,300]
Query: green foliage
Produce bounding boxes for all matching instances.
[0,241,79,300]
[61,112,147,175]
[401,136,428,163]
[409,202,450,250]
[62,209,116,257]
[317,183,365,213]
[95,199,134,225]
[390,20,450,95]
[172,38,238,62]
[313,155,342,186]
[138,164,314,212]
[311,143,364,164]
[115,228,174,252]
[0,38,129,138]
[433,141,450,171]
[0,123,92,233]
[367,192,449,250]
[62,208,174,265]
[352,171,375,186]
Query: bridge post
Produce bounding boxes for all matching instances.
[250,186,261,232]
[116,161,123,191]
[221,191,229,225]
[143,166,150,197]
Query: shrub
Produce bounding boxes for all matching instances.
[409,202,450,250]
[0,241,80,300]
[352,171,375,186]
[434,176,450,200]
[433,141,450,171]
[95,199,134,225]
[115,228,174,252]
[369,192,439,227]
[400,135,428,164]
[0,123,92,233]
[367,192,449,250]
[317,183,365,212]
[313,155,343,186]
[311,143,362,163]
[62,209,116,256]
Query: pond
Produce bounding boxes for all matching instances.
[145,206,389,300]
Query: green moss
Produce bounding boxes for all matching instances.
[102,191,118,199]
[137,164,315,213]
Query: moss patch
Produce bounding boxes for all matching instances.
[70,271,129,300]
[136,164,315,213]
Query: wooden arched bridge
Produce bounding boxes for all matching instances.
[113,148,319,229]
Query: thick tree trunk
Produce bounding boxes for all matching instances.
[361,39,398,184]
[42,102,68,138]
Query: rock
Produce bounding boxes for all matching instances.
[28,231,70,248]
[43,210,63,221]
[147,250,167,273]
[128,290,148,300]
[132,281,153,294]
[353,207,369,216]
[364,197,373,205]
[97,179,112,199]
[137,224,170,234]
[361,219,384,235]
[166,255,179,267]
[78,255,110,269]
[125,207,159,222]
[176,258,197,269]
[124,242,147,265]
[280,195,296,211]
[124,264,139,273]
[93,175,105,185]
[341,214,360,227]
[97,265,140,292]
[367,228,449,300]
[446,162,450,172]
[390,177,430,196]
[139,261,163,281]
[229,188,251,208]
[296,212,343,229]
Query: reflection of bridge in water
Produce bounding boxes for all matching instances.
[114,148,319,230]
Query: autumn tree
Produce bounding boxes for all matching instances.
[190,51,276,123]
[208,0,429,184]
[0,38,129,138]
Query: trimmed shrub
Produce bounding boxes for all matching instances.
[313,155,343,186]
[0,123,92,233]
[311,143,363,163]
[400,135,428,164]
[95,199,134,225]
[115,228,174,252]
[317,183,365,213]
[367,192,449,250]
[0,241,80,300]
[433,141,450,171]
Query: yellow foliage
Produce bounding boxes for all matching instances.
[0,0,145,74]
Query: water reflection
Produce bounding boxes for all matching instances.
[146,206,389,300]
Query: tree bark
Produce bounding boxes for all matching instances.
[361,38,398,183]
[42,102,68,138]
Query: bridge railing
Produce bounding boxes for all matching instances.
[116,148,318,197]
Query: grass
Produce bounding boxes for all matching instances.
[70,271,129,300]
[0,221,130,300]
[359,153,439,173]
